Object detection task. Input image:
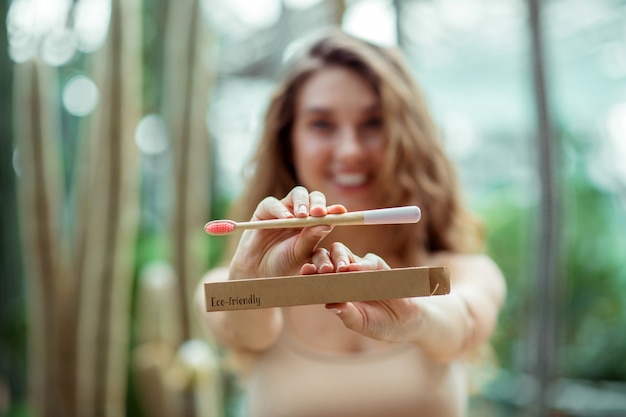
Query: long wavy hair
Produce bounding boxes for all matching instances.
[224,29,484,262]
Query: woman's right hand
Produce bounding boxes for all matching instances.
[228,186,346,280]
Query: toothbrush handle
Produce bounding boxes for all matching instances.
[362,206,421,225]
[236,206,421,230]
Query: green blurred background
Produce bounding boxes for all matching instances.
[1,0,626,416]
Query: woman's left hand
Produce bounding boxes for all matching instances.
[300,243,423,344]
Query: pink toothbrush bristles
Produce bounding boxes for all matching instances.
[205,221,236,236]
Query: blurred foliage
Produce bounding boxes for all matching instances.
[481,129,626,383]
[480,184,533,371]
[0,0,27,413]
[3,1,626,416]
[559,133,626,382]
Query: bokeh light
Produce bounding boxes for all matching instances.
[135,114,170,156]
[74,0,111,53]
[62,75,99,116]
[6,0,74,64]
[227,0,281,29]
[342,0,397,46]
[6,0,110,64]
[40,27,76,66]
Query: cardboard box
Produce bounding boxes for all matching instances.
[204,266,449,312]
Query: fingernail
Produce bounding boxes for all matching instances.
[336,260,347,270]
[327,308,342,315]
[283,210,294,218]
[298,205,308,215]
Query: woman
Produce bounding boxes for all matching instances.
[197,29,505,417]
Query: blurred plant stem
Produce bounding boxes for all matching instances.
[14,58,68,417]
[161,0,214,347]
[73,0,143,415]
[130,0,221,416]
[13,0,142,416]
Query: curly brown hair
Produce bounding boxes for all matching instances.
[224,29,484,262]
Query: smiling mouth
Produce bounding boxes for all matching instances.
[333,173,369,187]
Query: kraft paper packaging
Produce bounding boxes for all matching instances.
[204,266,449,312]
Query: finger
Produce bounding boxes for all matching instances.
[342,252,389,272]
[325,302,365,333]
[300,247,334,275]
[284,186,311,218]
[328,242,356,272]
[253,196,294,221]
[310,247,334,273]
[326,204,347,215]
[300,263,317,275]
[293,225,333,264]
[308,191,327,217]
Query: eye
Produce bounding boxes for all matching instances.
[360,117,383,138]
[309,119,334,132]
[362,117,383,130]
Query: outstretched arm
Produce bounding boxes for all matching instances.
[406,253,505,362]
[196,186,347,352]
[195,267,283,352]
[305,247,506,362]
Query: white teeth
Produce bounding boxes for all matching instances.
[334,173,367,186]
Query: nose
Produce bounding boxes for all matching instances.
[335,126,365,161]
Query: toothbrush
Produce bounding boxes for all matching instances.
[204,206,421,236]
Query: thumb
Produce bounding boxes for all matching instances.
[292,225,333,264]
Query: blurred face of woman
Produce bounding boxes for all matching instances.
[291,66,387,211]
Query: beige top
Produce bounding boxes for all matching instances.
[243,308,468,417]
